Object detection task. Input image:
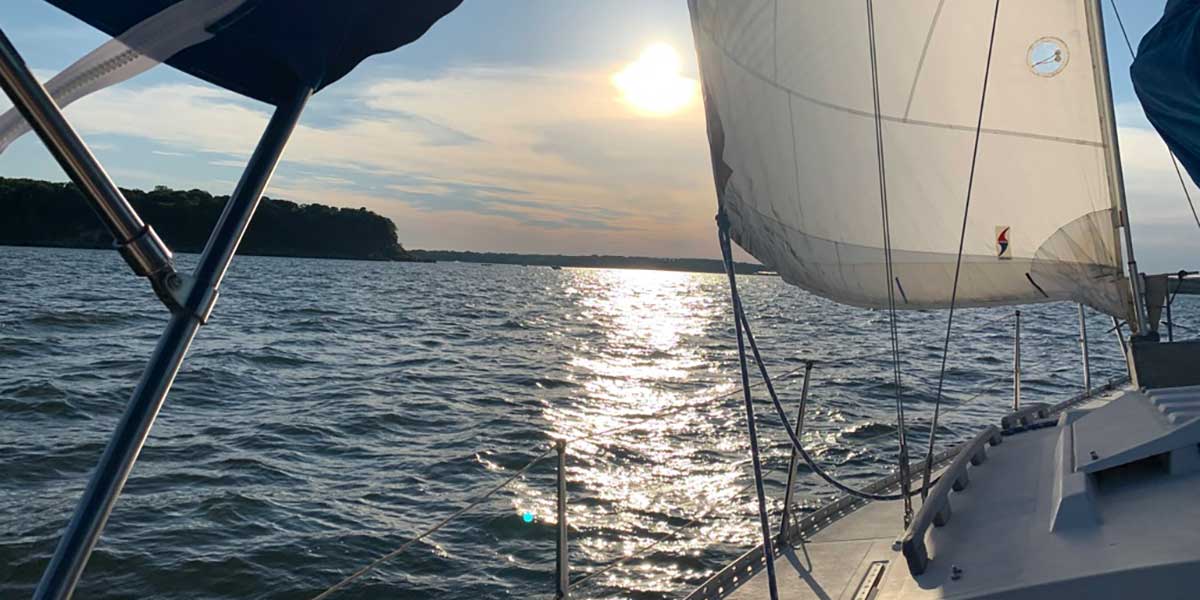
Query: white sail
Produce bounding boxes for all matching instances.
[689,0,1134,319]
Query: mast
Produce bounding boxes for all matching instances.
[1085,0,1148,335]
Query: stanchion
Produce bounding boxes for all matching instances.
[555,440,570,599]
[1078,304,1091,394]
[1013,310,1022,411]
[779,360,814,539]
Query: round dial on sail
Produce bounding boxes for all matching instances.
[1028,37,1070,77]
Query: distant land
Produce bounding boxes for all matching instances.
[408,250,768,275]
[0,177,410,261]
[0,176,769,274]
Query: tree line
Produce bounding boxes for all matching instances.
[0,177,411,261]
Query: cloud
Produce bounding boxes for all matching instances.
[37,58,1194,267]
[47,63,717,256]
[1113,113,1200,271]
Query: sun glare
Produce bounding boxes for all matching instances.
[612,42,699,117]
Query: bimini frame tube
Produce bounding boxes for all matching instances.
[0,29,176,290]
[32,87,311,600]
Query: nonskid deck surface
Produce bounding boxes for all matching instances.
[726,389,1200,599]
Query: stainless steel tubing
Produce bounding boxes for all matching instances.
[1013,310,1022,411]
[1079,304,1091,394]
[33,87,311,600]
[779,360,814,539]
[556,440,570,599]
[0,28,173,280]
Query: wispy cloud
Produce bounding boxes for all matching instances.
[37,56,1195,267]
[50,63,717,256]
[1113,103,1200,270]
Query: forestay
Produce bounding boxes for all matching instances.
[689,0,1133,319]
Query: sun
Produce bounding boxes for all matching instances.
[612,42,699,117]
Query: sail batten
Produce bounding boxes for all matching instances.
[690,0,1134,319]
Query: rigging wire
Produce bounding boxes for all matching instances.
[572,310,1012,446]
[850,373,1009,448]
[568,469,766,589]
[714,223,944,501]
[309,443,556,600]
[920,0,1002,500]
[865,0,914,523]
[565,361,811,444]
[717,218,780,600]
[311,304,1017,598]
[570,311,1013,446]
[1108,0,1200,232]
[732,295,934,502]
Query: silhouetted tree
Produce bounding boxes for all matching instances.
[0,177,411,261]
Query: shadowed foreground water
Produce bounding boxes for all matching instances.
[2,245,1181,599]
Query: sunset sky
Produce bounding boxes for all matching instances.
[2,1,1198,271]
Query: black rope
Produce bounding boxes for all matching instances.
[1108,0,1200,232]
[717,217,779,600]
[734,303,936,502]
[865,0,913,523]
[713,217,941,502]
[921,0,1001,499]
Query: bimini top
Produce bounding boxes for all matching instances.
[1133,0,1200,189]
[44,0,462,105]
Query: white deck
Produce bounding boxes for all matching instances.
[726,389,1200,599]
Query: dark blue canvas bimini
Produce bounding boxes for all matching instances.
[45,0,461,105]
[1133,0,1200,187]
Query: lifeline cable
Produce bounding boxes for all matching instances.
[568,467,770,589]
[732,295,933,502]
[309,443,556,600]
[921,0,1001,499]
[714,219,938,501]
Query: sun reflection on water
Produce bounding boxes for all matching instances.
[495,265,1106,597]
[509,268,767,594]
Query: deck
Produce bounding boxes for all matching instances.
[698,383,1200,599]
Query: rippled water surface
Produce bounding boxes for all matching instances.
[2,245,1189,599]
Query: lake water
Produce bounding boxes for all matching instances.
[1,245,1182,599]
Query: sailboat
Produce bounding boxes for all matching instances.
[6,0,1200,599]
[685,0,1200,598]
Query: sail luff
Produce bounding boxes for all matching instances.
[1084,0,1146,333]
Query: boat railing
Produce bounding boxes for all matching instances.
[307,307,1116,599]
[687,373,1129,600]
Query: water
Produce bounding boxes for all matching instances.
[1,245,1188,599]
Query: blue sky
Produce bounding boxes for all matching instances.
[1,1,1197,271]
